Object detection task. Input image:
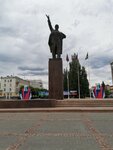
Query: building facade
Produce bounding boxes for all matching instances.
[111,62,113,84]
[0,76,30,98]
[29,80,43,89]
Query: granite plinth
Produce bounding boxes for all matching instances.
[49,58,63,100]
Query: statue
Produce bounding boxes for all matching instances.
[46,15,66,59]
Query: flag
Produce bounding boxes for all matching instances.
[85,52,88,60]
[66,54,69,62]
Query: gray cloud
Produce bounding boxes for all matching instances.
[90,55,113,69]
[0,26,17,37]
[18,71,48,76]
[0,53,23,63]
[18,66,45,71]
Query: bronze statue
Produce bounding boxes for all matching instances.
[46,15,66,59]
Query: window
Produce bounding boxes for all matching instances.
[4,80,6,82]
[10,88,12,91]
[10,79,12,82]
[4,88,6,91]
[4,84,6,87]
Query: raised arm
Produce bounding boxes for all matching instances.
[46,15,54,32]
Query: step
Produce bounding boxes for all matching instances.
[56,99,113,107]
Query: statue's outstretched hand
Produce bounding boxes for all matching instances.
[46,14,52,31]
[46,14,50,20]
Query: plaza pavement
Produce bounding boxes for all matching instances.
[0,112,113,150]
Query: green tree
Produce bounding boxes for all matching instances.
[80,66,89,97]
[105,89,111,98]
[69,53,80,92]
[63,53,89,98]
[19,85,24,91]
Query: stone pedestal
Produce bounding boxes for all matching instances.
[49,58,63,100]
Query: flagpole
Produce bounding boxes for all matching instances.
[77,55,80,99]
[67,62,70,99]
[78,63,80,99]
[66,54,70,99]
[88,61,91,99]
[85,52,91,99]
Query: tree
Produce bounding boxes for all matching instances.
[105,89,111,98]
[19,85,24,92]
[63,53,89,98]
[80,66,89,98]
[69,53,79,92]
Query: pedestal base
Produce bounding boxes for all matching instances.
[49,58,63,100]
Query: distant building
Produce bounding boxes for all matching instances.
[0,76,30,99]
[29,80,43,89]
[111,62,113,84]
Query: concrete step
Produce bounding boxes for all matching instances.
[56,99,113,107]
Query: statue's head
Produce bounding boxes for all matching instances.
[55,24,59,30]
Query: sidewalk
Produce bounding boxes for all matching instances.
[1,112,113,150]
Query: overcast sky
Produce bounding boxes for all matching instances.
[0,0,113,88]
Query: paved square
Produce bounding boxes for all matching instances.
[0,112,113,150]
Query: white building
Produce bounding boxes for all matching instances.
[111,62,113,84]
[0,76,30,99]
[29,80,43,89]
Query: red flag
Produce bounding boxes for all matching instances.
[66,54,69,62]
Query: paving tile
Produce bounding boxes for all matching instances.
[20,136,99,150]
[87,113,113,121]
[106,136,113,147]
[0,135,18,150]
[92,120,113,134]
[38,120,89,134]
[0,119,36,133]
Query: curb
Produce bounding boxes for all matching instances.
[0,107,113,113]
